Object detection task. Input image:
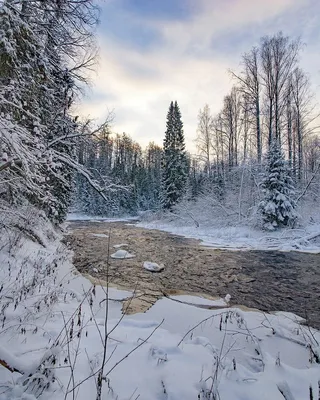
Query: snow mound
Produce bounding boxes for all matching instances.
[111,249,135,259]
[170,295,227,307]
[67,213,139,222]
[143,261,165,272]
[225,293,231,304]
[89,233,108,238]
[113,243,128,248]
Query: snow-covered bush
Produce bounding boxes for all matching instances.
[258,140,297,230]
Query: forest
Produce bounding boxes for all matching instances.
[1,0,320,399]
[1,0,319,229]
[73,33,320,231]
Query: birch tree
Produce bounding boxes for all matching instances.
[260,32,301,147]
[231,47,262,163]
[196,104,214,175]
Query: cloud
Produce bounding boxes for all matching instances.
[77,0,320,152]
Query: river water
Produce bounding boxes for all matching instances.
[67,220,320,329]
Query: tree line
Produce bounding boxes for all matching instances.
[1,12,319,230]
[197,32,319,181]
[74,32,319,229]
[73,100,188,215]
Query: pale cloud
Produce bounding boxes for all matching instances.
[76,0,320,152]
[156,0,306,52]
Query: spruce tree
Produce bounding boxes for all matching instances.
[0,0,100,223]
[161,101,188,209]
[258,140,297,229]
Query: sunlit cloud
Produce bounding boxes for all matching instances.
[76,0,320,152]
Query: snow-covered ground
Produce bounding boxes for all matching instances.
[138,219,320,253]
[1,216,320,400]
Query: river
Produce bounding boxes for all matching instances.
[67,220,320,329]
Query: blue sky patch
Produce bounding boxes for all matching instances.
[98,1,163,51]
[117,0,193,21]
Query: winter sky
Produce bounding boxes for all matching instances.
[76,0,320,152]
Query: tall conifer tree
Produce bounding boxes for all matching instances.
[161,101,188,209]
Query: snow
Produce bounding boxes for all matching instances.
[138,220,320,253]
[169,295,227,307]
[1,217,320,400]
[113,243,129,248]
[89,233,108,238]
[143,261,165,272]
[225,293,231,304]
[67,213,139,223]
[110,249,135,259]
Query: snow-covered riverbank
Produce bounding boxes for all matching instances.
[138,218,320,253]
[1,215,320,399]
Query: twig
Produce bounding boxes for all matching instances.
[67,319,164,393]
[296,163,320,203]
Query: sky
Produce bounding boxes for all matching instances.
[75,0,320,152]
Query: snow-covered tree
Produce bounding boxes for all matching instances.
[144,142,162,209]
[0,0,107,223]
[258,140,297,229]
[161,101,188,209]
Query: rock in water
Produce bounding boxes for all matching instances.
[143,261,164,272]
[111,250,135,259]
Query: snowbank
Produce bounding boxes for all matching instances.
[67,212,139,223]
[138,219,320,253]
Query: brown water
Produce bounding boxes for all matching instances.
[67,220,320,329]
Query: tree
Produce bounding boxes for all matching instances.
[161,101,188,209]
[221,86,242,169]
[258,140,297,229]
[230,47,262,163]
[290,68,314,180]
[260,32,301,147]
[196,104,214,175]
[0,0,115,223]
[144,142,162,209]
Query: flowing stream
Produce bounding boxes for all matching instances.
[67,220,320,329]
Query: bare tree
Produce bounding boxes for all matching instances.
[196,104,214,175]
[260,32,301,147]
[290,68,314,180]
[212,113,226,179]
[221,87,242,169]
[230,47,262,163]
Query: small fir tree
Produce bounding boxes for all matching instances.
[259,140,297,229]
